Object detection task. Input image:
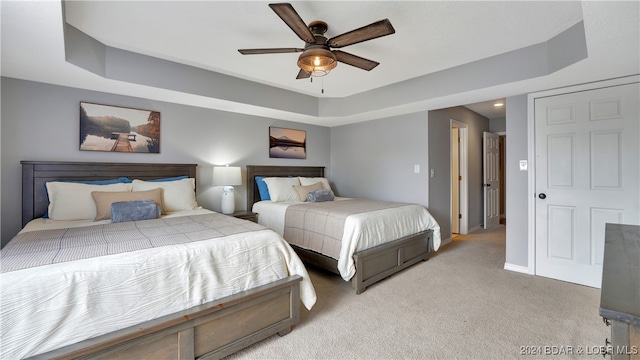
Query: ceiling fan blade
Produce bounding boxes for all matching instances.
[328,19,395,48]
[238,48,304,55]
[296,69,311,79]
[269,3,316,44]
[333,50,379,71]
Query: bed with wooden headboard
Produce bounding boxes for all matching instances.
[9,161,306,360]
[246,165,436,294]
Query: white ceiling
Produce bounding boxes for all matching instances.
[2,1,639,126]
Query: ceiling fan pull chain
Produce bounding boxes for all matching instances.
[322,77,324,94]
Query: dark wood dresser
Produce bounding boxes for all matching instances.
[600,223,640,359]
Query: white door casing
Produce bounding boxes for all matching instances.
[451,119,468,235]
[483,131,501,229]
[534,82,639,288]
[452,126,460,234]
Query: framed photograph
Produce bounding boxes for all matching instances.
[269,127,306,159]
[80,102,160,153]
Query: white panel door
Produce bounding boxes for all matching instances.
[535,83,639,288]
[483,131,500,229]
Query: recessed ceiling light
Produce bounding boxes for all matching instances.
[494,102,504,107]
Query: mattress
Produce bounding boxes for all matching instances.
[253,198,441,281]
[0,209,316,359]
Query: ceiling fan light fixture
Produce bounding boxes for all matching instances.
[297,48,337,77]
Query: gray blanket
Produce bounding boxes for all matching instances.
[1,213,264,273]
[283,199,407,259]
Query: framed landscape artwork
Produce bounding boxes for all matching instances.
[79,102,160,153]
[269,127,306,159]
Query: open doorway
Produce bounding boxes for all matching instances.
[463,99,507,228]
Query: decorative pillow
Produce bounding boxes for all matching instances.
[145,175,188,182]
[298,177,331,190]
[110,200,161,223]
[68,177,131,185]
[131,178,198,212]
[92,188,164,221]
[307,189,335,202]
[293,182,324,202]
[45,182,132,221]
[255,176,271,201]
[262,177,301,202]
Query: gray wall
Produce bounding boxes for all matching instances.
[1,77,534,269]
[504,95,529,268]
[329,105,491,246]
[329,112,430,206]
[427,107,490,242]
[490,116,506,132]
[0,77,331,246]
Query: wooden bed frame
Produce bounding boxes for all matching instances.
[246,165,433,294]
[20,161,302,360]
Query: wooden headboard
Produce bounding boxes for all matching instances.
[21,161,198,227]
[246,165,325,210]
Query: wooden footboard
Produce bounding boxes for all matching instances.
[29,276,302,360]
[292,230,433,294]
[352,229,432,294]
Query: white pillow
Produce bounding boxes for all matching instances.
[298,177,331,190]
[262,177,301,202]
[131,178,198,212]
[46,182,132,221]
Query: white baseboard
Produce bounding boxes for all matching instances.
[504,262,531,274]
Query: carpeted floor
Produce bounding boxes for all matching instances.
[227,225,607,359]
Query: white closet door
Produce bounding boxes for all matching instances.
[534,82,639,288]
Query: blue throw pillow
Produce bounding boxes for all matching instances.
[146,175,188,182]
[255,176,271,201]
[111,200,161,223]
[70,178,129,185]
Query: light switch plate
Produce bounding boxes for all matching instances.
[414,164,420,173]
[519,160,528,171]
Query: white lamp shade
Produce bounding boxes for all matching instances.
[213,166,242,186]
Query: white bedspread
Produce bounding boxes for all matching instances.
[0,209,316,359]
[253,199,441,281]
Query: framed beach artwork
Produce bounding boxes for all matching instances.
[269,126,306,159]
[79,102,160,153]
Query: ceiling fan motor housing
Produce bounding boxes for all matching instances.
[308,21,328,36]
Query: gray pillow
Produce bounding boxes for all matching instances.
[307,189,335,202]
[111,199,161,223]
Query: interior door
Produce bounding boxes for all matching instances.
[534,82,640,288]
[483,131,500,229]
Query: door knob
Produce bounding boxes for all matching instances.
[538,193,546,199]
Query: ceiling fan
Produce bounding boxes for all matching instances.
[238,3,395,79]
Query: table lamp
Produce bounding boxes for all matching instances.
[213,165,242,214]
